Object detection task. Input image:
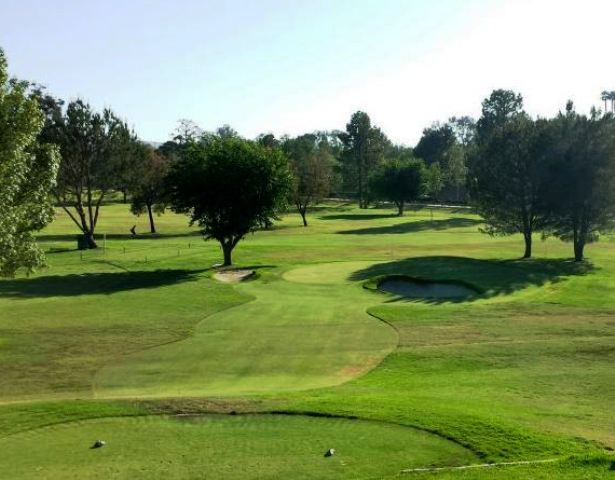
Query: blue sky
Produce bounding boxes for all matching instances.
[2,0,614,144]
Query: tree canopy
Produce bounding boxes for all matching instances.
[129,145,171,234]
[338,111,389,208]
[0,49,59,277]
[167,136,291,265]
[369,158,424,216]
[469,91,549,258]
[283,133,334,226]
[543,104,615,261]
[43,99,136,248]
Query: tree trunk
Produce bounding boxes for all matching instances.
[522,231,532,259]
[397,202,404,216]
[299,208,308,227]
[147,204,156,234]
[573,227,585,262]
[221,242,233,266]
[122,189,127,204]
[78,232,98,250]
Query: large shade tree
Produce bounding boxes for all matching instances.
[283,133,334,226]
[43,100,135,248]
[544,103,615,261]
[469,91,549,258]
[413,122,456,166]
[0,49,59,277]
[369,158,425,216]
[167,136,291,266]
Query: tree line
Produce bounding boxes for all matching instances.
[2,45,615,273]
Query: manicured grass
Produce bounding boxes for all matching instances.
[0,201,613,478]
[0,414,474,479]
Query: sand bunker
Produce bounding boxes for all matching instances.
[214,269,255,283]
[378,278,476,299]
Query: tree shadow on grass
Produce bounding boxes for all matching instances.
[338,218,482,235]
[37,231,204,243]
[0,269,207,298]
[350,256,594,304]
[321,213,399,221]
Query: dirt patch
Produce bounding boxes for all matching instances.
[213,269,255,283]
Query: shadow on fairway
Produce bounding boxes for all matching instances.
[350,256,594,303]
[338,218,482,235]
[0,269,206,298]
[322,213,398,221]
[37,231,204,243]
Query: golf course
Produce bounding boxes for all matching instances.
[0,201,613,478]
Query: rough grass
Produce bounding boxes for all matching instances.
[0,201,613,478]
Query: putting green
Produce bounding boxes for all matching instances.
[0,414,475,479]
[95,263,397,398]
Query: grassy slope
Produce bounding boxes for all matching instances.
[0,202,613,478]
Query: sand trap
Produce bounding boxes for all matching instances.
[214,269,255,283]
[378,278,476,299]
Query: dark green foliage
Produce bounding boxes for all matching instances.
[469,91,549,258]
[167,137,291,265]
[476,89,524,138]
[283,133,334,226]
[414,122,456,166]
[414,118,475,202]
[369,158,425,216]
[129,146,170,234]
[338,111,390,208]
[543,104,615,261]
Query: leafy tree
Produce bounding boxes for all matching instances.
[449,116,476,148]
[413,122,456,165]
[469,108,549,259]
[601,90,611,113]
[476,89,524,138]
[130,146,170,234]
[216,124,238,139]
[256,133,279,149]
[167,137,291,266]
[442,142,467,201]
[424,162,444,201]
[369,159,424,216]
[46,100,135,248]
[338,111,389,208]
[0,49,59,277]
[283,134,333,226]
[158,140,181,158]
[173,119,203,145]
[543,103,615,261]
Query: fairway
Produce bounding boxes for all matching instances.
[0,202,613,478]
[95,263,396,398]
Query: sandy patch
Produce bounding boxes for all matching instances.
[214,269,255,283]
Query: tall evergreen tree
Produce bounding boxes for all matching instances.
[543,103,615,261]
[338,111,389,208]
[469,90,548,258]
